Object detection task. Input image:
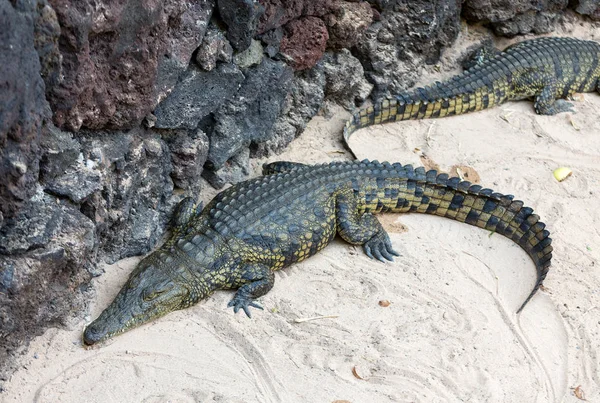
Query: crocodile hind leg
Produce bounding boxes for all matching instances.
[531,75,575,115]
[228,263,274,317]
[335,192,399,262]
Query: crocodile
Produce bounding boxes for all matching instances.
[344,37,600,152]
[83,160,552,345]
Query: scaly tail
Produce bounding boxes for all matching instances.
[343,69,511,155]
[365,161,551,312]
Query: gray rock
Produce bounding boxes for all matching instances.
[44,169,102,204]
[47,0,214,131]
[0,191,95,381]
[259,27,283,58]
[155,1,215,102]
[202,148,250,189]
[0,0,49,221]
[217,0,265,51]
[570,0,600,19]
[76,129,178,263]
[322,50,373,109]
[39,124,81,182]
[31,1,62,94]
[162,129,210,193]
[207,58,293,169]
[251,63,326,157]
[153,63,244,129]
[0,188,64,255]
[194,25,234,71]
[233,39,264,69]
[0,262,14,294]
[462,0,568,36]
[250,119,297,158]
[354,0,462,98]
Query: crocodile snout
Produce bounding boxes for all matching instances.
[83,322,105,346]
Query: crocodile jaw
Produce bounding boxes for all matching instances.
[83,260,195,345]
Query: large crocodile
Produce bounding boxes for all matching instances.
[344,37,600,151]
[83,160,552,345]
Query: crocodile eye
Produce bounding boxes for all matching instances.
[142,290,162,302]
[142,285,173,302]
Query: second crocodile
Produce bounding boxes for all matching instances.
[344,37,600,150]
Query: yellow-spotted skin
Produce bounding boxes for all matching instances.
[344,37,600,151]
[84,160,552,345]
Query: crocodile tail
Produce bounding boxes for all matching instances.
[343,76,509,149]
[378,164,551,313]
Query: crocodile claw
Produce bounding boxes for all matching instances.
[228,297,264,318]
[554,100,575,114]
[364,232,400,262]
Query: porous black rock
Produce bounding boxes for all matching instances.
[153,63,245,130]
[0,0,49,222]
[207,58,293,169]
[217,0,265,51]
[462,0,569,37]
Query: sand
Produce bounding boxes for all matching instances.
[3,25,600,403]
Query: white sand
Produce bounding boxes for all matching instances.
[4,24,600,403]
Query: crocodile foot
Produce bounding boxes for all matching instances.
[364,232,400,262]
[535,99,575,115]
[552,100,575,114]
[228,296,264,318]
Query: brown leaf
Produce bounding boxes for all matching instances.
[419,153,440,172]
[351,366,364,380]
[332,401,352,403]
[571,385,586,401]
[379,300,391,307]
[449,165,481,184]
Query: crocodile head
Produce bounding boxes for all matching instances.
[83,253,203,345]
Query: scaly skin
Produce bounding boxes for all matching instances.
[344,37,600,151]
[83,160,552,345]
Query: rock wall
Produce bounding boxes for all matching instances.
[0,0,596,385]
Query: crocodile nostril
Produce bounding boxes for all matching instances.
[83,323,103,346]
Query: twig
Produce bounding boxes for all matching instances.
[293,315,339,323]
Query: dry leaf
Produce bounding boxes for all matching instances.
[572,93,585,102]
[499,110,514,122]
[569,116,580,131]
[352,366,364,380]
[539,284,551,294]
[379,300,391,307]
[294,315,339,323]
[450,165,481,184]
[419,153,440,171]
[571,385,586,401]
[332,400,352,403]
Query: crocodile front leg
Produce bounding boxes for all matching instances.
[335,191,400,262]
[462,44,501,71]
[228,263,274,317]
